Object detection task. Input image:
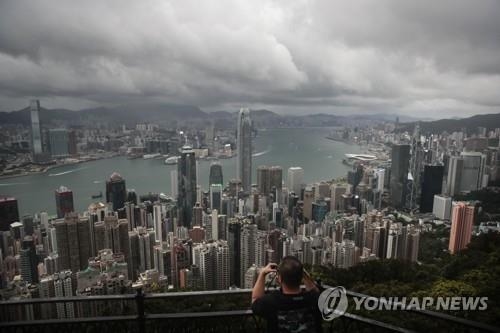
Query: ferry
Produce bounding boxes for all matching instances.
[165,156,180,165]
[344,153,377,161]
[91,191,103,199]
[143,153,161,159]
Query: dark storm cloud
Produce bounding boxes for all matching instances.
[0,0,499,118]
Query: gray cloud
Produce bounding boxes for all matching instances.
[0,0,499,118]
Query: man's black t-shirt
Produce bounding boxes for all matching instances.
[251,290,322,333]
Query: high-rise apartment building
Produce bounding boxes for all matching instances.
[55,213,91,272]
[244,264,259,288]
[239,222,257,285]
[236,108,252,193]
[449,202,475,254]
[192,241,230,290]
[54,270,74,318]
[55,186,74,218]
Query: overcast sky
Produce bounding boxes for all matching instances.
[0,0,499,118]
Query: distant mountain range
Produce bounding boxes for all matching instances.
[401,112,500,134]
[1,102,497,131]
[0,103,387,128]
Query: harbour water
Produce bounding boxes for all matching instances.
[0,127,363,216]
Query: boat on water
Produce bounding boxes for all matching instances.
[91,191,103,199]
[344,153,377,161]
[164,156,180,165]
[143,153,161,159]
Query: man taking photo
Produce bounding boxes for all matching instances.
[251,256,322,333]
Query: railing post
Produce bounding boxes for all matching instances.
[136,288,146,333]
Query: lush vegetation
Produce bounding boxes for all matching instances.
[310,232,500,329]
[455,188,500,221]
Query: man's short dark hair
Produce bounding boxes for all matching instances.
[278,256,303,289]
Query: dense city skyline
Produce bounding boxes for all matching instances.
[1,1,500,328]
[1,98,500,329]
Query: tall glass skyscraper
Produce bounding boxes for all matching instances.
[0,196,19,232]
[49,129,69,158]
[209,162,223,186]
[106,172,127,212]
[390,144,410,209]
[419,165,444,213]
[30,99,43,159]
[236,108,252,193]
[178,145,197,228]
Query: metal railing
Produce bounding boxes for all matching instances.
[0,287,498,333]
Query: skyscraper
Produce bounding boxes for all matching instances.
[192,241,230,290]
[390,144,410,208]
[257,165,271,195]
[446,156,463,196]
[287,167,304,196]
[236,108,252,193]
[170,169,178,198]
[209,162,223,186]
[419,165,444,213]
[270,166,283,193]
[55,186,74,218]
[447,153,486,195]
[210,184,223,212]
[0,196,19,232]
[228,219,241,287]
[433,195,452,220]
[20,236,38,284]
[459,152,486,192]
[303,187,314,221]
[240,222,257,285]
[448,202,475,254]
[30,99,43,161]
[54,271,74,318]
[330,184,347,212]
[178,145,197,228]
[49,129,69,158]
[106,172,127,212]
[55,213,91,272]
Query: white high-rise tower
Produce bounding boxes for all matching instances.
[287,167,304,195]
